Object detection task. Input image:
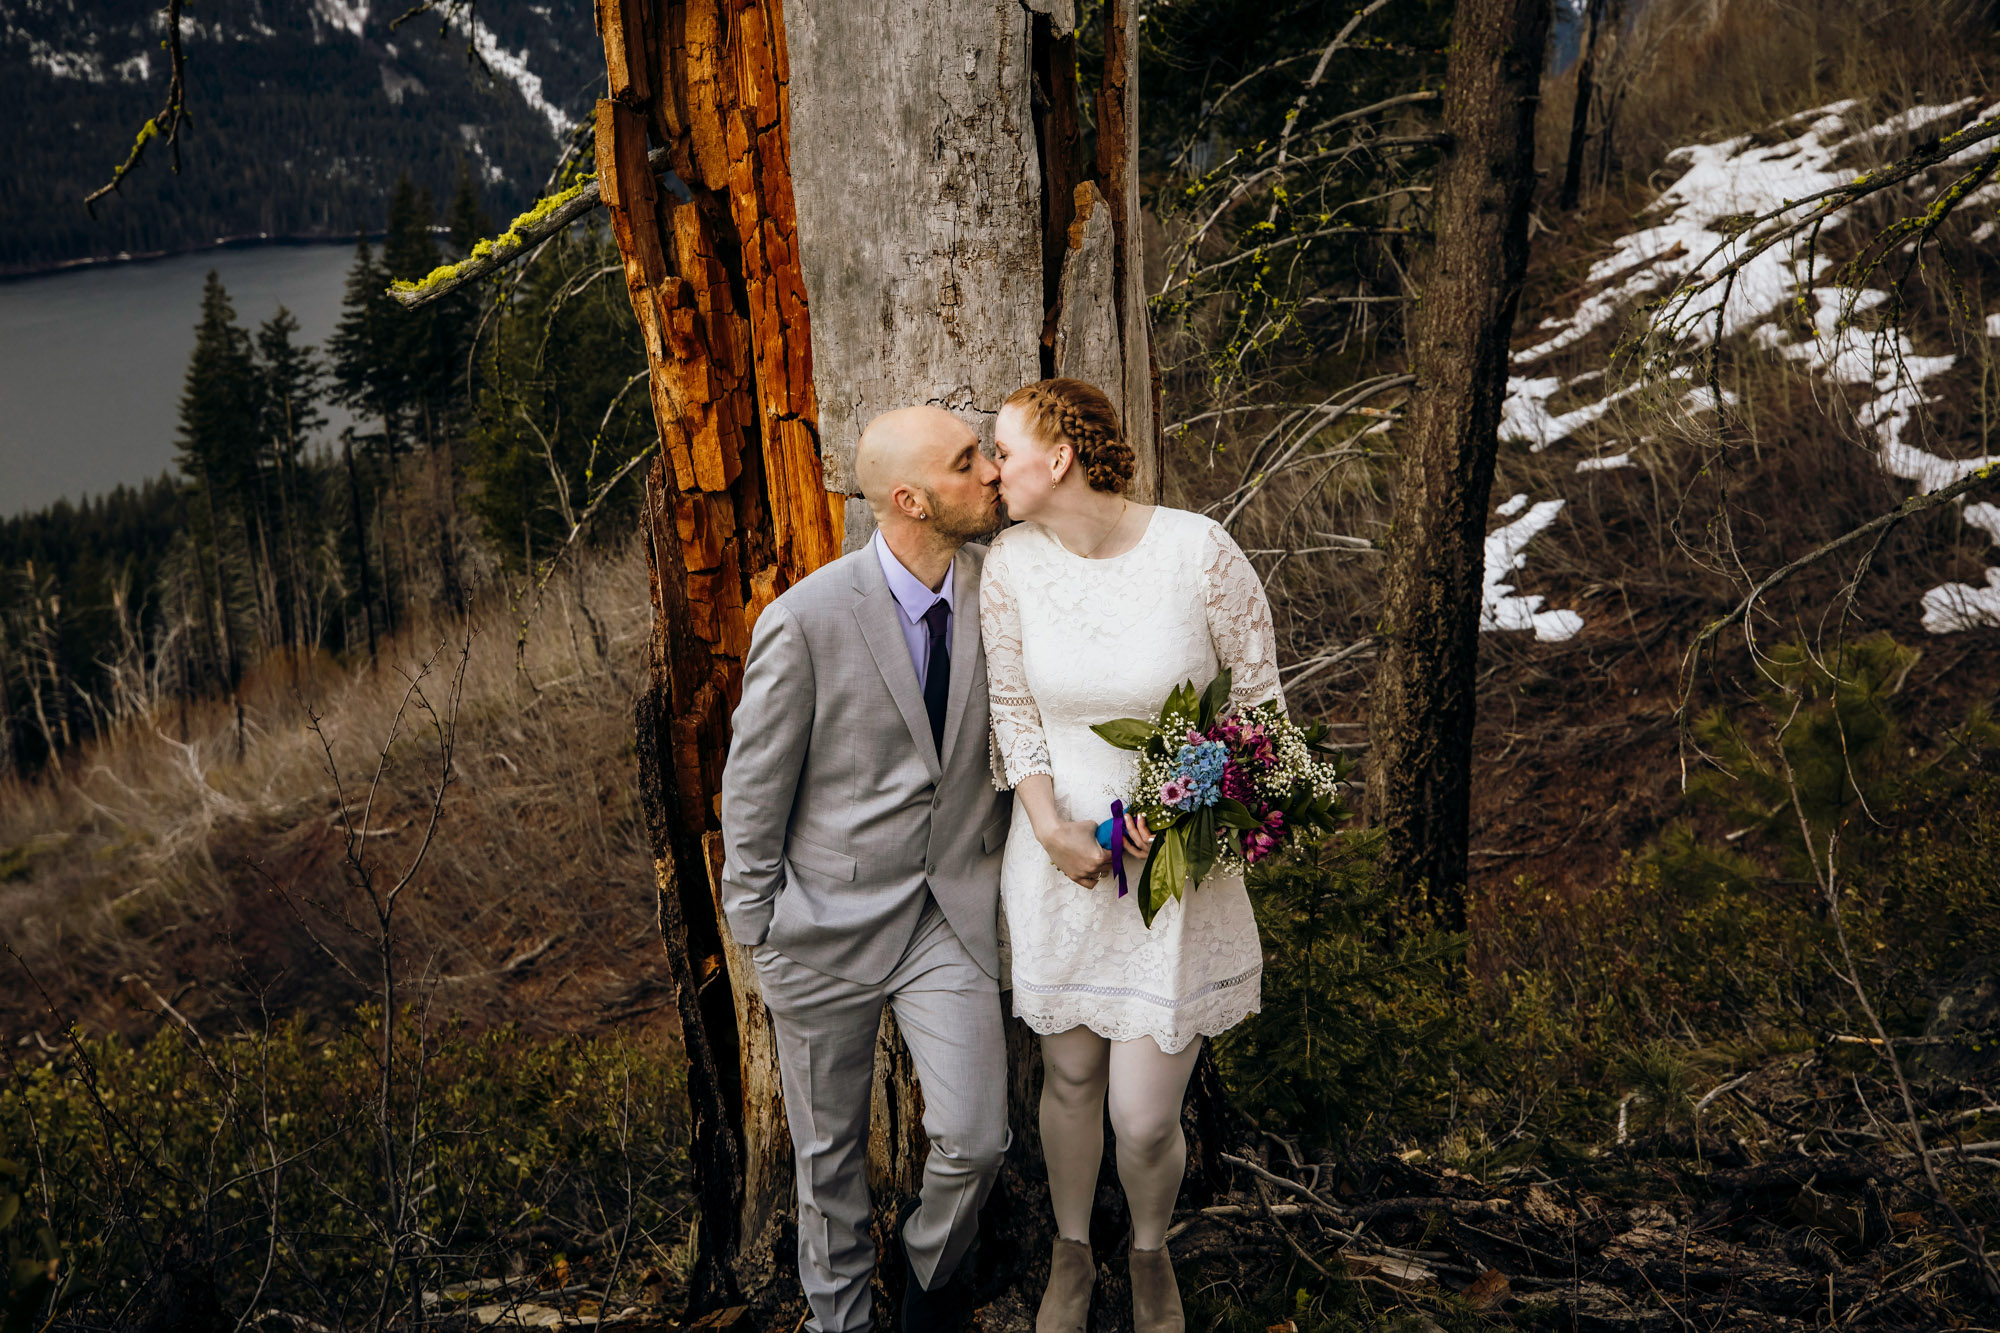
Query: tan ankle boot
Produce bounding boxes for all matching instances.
[1128,1244,1184,1333]
[1036,1237,1094,1333]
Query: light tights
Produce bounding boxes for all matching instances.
[1037,1027,1204,1251]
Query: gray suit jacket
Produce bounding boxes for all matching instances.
[719,543,1010,985]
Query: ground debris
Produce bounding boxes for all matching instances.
[1163,1117,1991,1329]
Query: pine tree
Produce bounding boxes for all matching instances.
[329,233,401,452]
[175,271,259,753]
[329,234,408,635]
[255,308,326,651]
[177,272,260,504]
[382,175,472,451]
[448,160,492,256]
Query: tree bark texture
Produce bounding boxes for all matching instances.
[1367,0,1551,929]
[596,0,1171,1318]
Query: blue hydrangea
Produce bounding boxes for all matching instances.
[1171,739,1228,810]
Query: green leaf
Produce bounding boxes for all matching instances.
[1214,797,1262,830]
[0,1193,17,1231]
[1137,825,1190,929]
[1134,837,1163,928]
[1198,668,1234,728]
[1091,718,1161,751]
[1188,809,1219,887]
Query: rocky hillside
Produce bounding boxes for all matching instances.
[0,0,600,272]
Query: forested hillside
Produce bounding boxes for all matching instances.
[0,0,598,272]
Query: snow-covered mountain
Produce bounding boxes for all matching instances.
[1,0,601,272]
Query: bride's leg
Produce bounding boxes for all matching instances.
[1105,1035,1203,1250]
[1038,1026,1112,1241]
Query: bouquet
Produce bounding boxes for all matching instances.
[1090,668,1347,927]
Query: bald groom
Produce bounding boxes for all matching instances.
[719,406,1011,1333]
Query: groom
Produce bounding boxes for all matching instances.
[719,405,1012,1332]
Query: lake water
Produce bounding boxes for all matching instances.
[0,243,360,518]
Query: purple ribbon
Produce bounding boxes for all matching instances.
[1110,798,1128,898]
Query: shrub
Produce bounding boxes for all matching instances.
[1,1012,689,1329]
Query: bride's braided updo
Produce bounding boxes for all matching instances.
[1001,378,1135,493]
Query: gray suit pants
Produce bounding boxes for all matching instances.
[752,903,1010,1333]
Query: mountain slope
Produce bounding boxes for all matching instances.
[1,0,601,272]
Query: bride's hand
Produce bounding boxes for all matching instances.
[1040,819,1111,888]
[1121,812,1154,862]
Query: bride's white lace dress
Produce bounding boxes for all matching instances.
[980,506,1283,1054]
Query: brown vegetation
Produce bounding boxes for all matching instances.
[0,547,667,1044]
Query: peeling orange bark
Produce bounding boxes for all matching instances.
[595,0,841,1307]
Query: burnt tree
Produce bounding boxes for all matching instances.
[594,0,1175,1316]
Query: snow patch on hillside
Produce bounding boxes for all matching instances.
[28,41,104,81]
[470,16,571,139]
[1502,97,2000,636]
[316,0,369,39]
[1484,500,1583,643]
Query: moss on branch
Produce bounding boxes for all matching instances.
[389,147,675,309]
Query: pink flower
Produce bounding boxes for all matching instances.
[1221,761,1255,803]
[1242,809,1288,864]
[1159,777,1191,807]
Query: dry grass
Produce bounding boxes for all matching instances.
[1575,0,1996,186]
[0,542,666,1040]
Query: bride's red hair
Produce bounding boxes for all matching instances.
[1002,378,1134,493]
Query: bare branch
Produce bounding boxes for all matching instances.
[1682,460,1999,680]
[85,0,188,214]
[1272,0,1399,173]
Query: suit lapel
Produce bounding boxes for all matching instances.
[938,553,981,772]
[851,555,943,781]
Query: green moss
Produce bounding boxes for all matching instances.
[389,173,598,297]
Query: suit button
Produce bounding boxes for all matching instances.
[926,864,937,876]
[932,794,942,809]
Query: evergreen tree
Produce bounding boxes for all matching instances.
[448,160,493,256]
[255,308,326,650]
[386,176,474,452]
[328,233,401,453]
[256,308,326,471]
[176,272,261,505]
[175,272,260,750]
[467,226,650,576]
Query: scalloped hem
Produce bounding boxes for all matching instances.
[1011,994,1261,1055]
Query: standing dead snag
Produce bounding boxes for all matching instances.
[594,0,1164,1313]
[596,0,835,1305]
[1367,0,1552,928]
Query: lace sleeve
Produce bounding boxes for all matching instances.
[979,543,1053,790]
[1201,521,1286,714]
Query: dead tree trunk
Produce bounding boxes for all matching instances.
[1559,0,1607,211]
[1367,0,1551,930]
[595,0,1170,1316]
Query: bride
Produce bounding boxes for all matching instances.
[980,378,1282,1333]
